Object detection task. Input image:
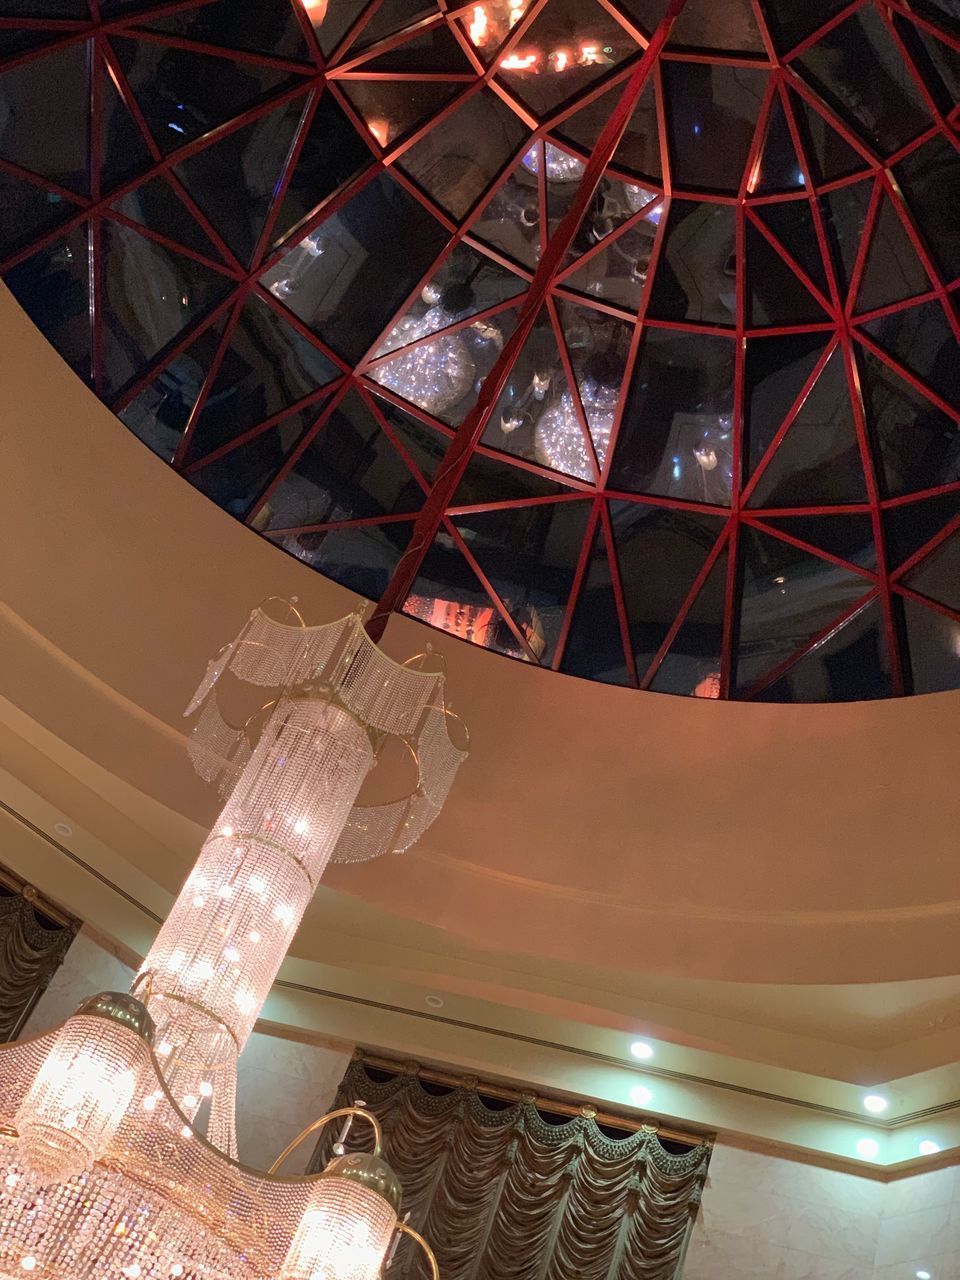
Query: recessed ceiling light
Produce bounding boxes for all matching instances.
[424,995,444,1009]
[630,1085,653,1107]
[916,1270,932,1279]
[53,822,73,838]
[630,1041,654,1061]
[918,1141,941,1156]
[863,1094,888,1113]
[856,1138,879,1160]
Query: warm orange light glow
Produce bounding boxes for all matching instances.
[501,52,537,70]
[367,118,390,147]
[551,48,570,72]
[468,4,488,46]
[299,0,327,17]
[694,673,721,699]
[579,43,601,64]
[746,156,762,194]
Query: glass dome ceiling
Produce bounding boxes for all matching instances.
[1,0,958,701]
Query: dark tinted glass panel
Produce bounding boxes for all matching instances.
[858,350,960,498]
[857,195,929,314]
[143,0,314,62]
[0,173,78,258]
[356,25,473,73]
[819,180,873,295]
[452,449,573,507]
[754,97,804,194]
[111,177,228,261]
[906,532,960,612]
[99,57,154,193]
[743,332,826,475]
[902,596,960,694]
[338,78,463,150]
[648,547,727,696]
[863,301,960,413]
[669,0,764,53]
[758,597,891,701]
[751,199,827,298]
[374,398,449,485]
[556,80,660,183]
[882,494,960,567]
[894,135,960,282]
[4,224,91,380]
[790,90,870,184]
[663,61,766,193]
[746,221,830,327]
[758,514,876,572]
[560,520,630,685]
[269,520,412,598]
[191,407,315,517]
[0,42,89,194]
[758,0,850,54]
[647,200,736,327]
[611,328,734,504]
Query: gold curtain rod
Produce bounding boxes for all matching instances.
[354,1052,711,1149]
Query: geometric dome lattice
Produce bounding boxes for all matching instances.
[1,0,957,700]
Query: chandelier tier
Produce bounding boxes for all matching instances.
[0,603,466,1280]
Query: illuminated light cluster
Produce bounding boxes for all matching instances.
[534,388,613,480]
[500,42,615,73]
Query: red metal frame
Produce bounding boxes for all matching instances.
[0,0,957,700]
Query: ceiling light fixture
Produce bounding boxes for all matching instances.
[856,1138,880,1160]
[918,1141,941,1156]
[863,1094,889,1113]
[630,1085,653,1107]
[630,1041,654,1061]
[0,601,468,1280]
[916,1270,932,1279]
[52,823,73,839]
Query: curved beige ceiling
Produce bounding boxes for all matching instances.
[2,283,959,990]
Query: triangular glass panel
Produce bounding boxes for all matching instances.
[397,87,528,219]
[610,327,735,505]
[269,89,374,248]
[111,176,227,262]
[757,597,891,702]
[0,43,89,194]
[183,296,338,465]
[455,0,532,65]
[905,531,960,613]
[349,25,475,74]
[894,15,960,119]
[901,595,960,695]
[758,514,877,573]
[609,500,726,677]
[269,518,413,600]
[348,0,437,51]
[371,306,518,429]
[857,194,930,314]
[748,347,866,507]
[190,405,318,518]
[894,135,960,281]
[759,0,854,55]
[862,300,959,412]
[819,178,873,294]
[788,87,871,184]
[175,96,305,266]
[0,29,66,59]
[336,78,464,150]
[857,348,960,498]
[495,0,640,120]
[99,55,153,193]
[451,499,594,664]
[744,332,828,477]
[451,449,575,507]
[746,221,831,327]
[480,307,594,481]
[403,527,520,658]
[260,171,449,364]
[662,62,767,194]
[556,300,632,473]
[751,199,828,298]
[881,493,960,568]
[735,526,871,692]
[561,172,659,271]
[108,35,302,155]
[556,79,661,183]
[647,199,736,327]
[262,389,425,529]
[142,0,314,63]
[4,223,91,382]
[560,518,631,686]
[471,152,542,270]
[371,395,449,486]
[795,7,929,157]
[100,219,235,397]
[648,548,727,697]
[562,200,661,312]
[309,0,370,58]
[118,317,227,460]
[754,96,805,194]
[371,241,525,357]
[0,171,79,258]
[668,0,765,53]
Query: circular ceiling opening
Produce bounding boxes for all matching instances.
[1,0,957,702]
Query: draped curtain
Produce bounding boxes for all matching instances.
[0,877,78,1041]
[312,1058,710,1280]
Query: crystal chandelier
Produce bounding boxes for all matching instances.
[0,602,466,1280]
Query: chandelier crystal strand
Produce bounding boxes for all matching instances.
[0,606,464,1280]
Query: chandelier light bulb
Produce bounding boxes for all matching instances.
[14,992,154,1184]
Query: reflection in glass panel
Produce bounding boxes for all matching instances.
[754,97,805,195]
[746,221,830,327]
[397,88,528,218]
[190,407,315,517]
[736,527,871,691]
[261,390,425,529]
[183,296,339,463]
[758,597,890,702]
[261,172,450,363]
[894,134,960,282]
[796,7,929,157]
[610,327,734,504]
[4,225,91,381]
[649,549,726,697]
[111,177,226,261]
[375,398,450,485]
[906,532,960,613]
[452,447,573,506]
[0,42,89,194]
[351,0,439,50]
[790,90,869,184]
[269,520,413,599]
[881,493,960,568]
[143,0,314,62]
[758,514,876,573]
[337,78,463,150]
[902,595,960,695]
[757,0,851,53]
[669,0,764,53]
[100,59,154,193]
[863,301,960,412]
[557,301,632,470]
[610,501,726,676]
[751,199,827,298]
[0,172,77,258]
[496,0,639,120]
[119,318,226,461]
[472,152,542,270]
[662,61,766,193]
[452,499,594,663]
[744,333,827,476]
[560,521,631,685]
[100,220,234,397]
[818,179,873,296]
[647,200,735,327]
[355,24,474,73]
[857,195,929,314]
[562,195,661,311]
[857,349,960,498]
[556,79,661,182]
